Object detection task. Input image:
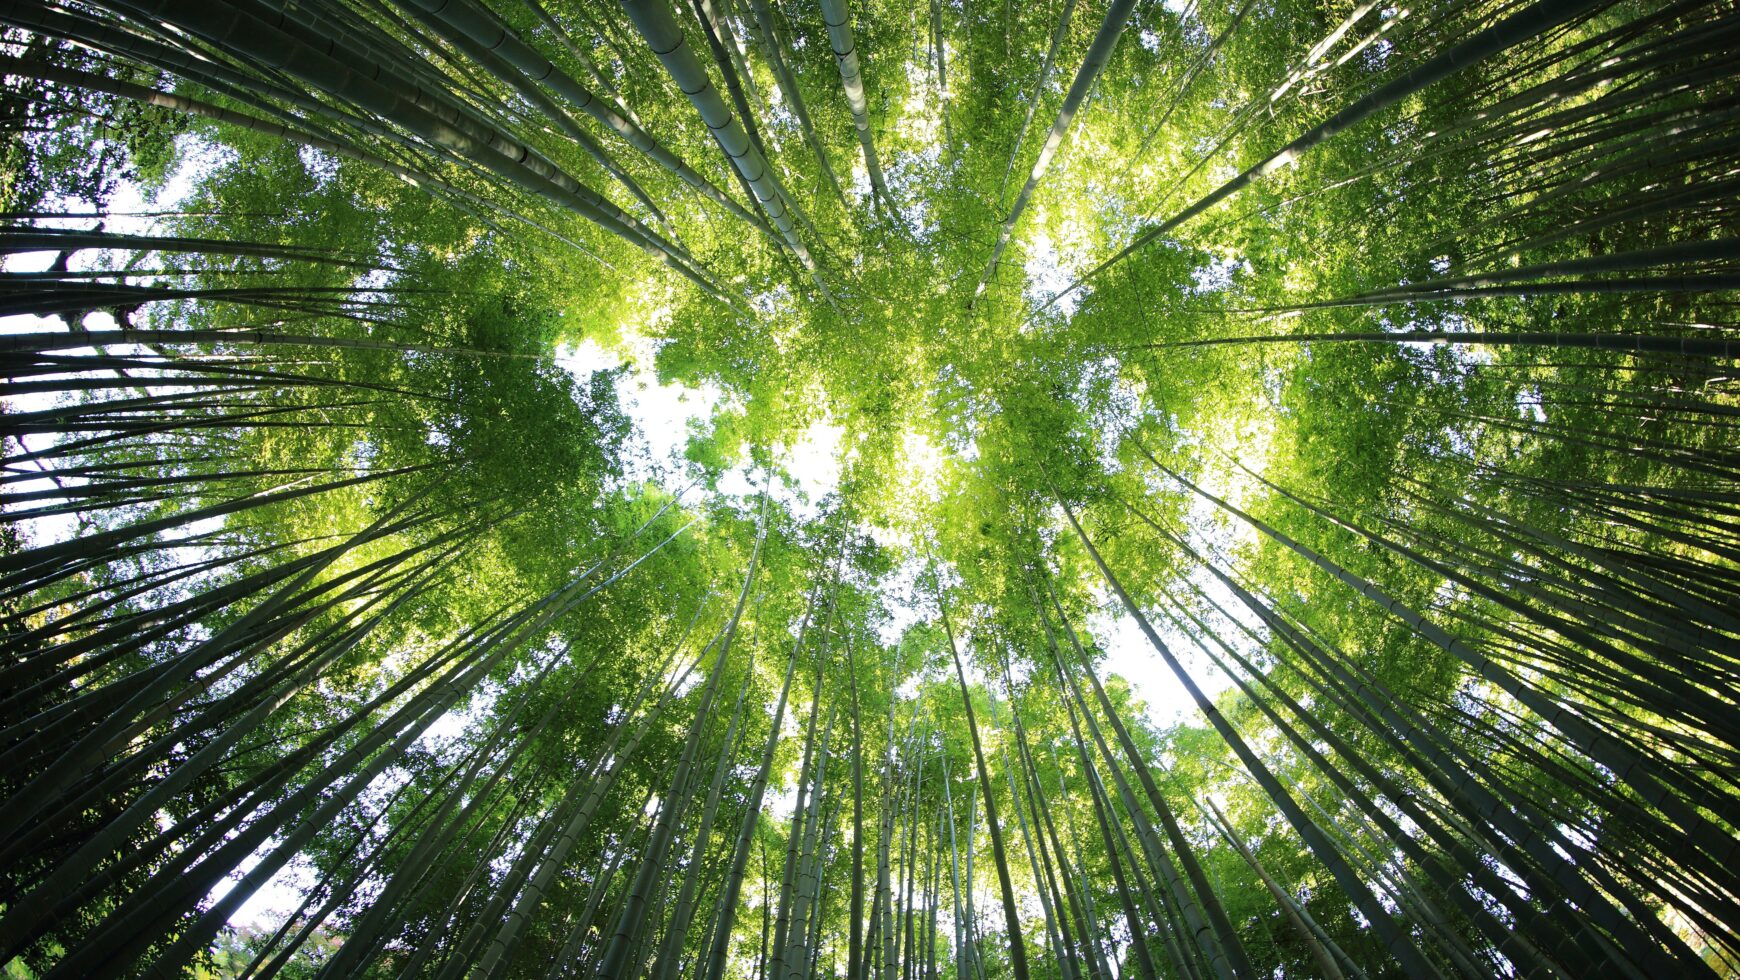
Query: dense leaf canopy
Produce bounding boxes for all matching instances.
[2,0,1738,977]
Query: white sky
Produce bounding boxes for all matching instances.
[555,337,849,522]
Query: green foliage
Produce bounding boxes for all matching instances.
[4,0,1738,976]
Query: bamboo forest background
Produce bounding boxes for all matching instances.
[1,0,1737,975]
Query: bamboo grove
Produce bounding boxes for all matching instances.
[1,0,1737,975]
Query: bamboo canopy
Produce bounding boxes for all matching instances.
[2,0,1739,976]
